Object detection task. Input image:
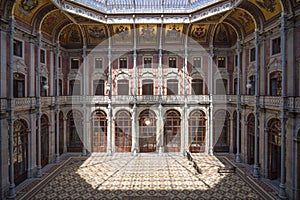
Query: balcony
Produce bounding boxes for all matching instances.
[0,96,299,113]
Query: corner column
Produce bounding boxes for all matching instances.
[107,37,112,155]
[236,40,242,162]
[132,18,138,154]
[55,43,60,162]
[208,46,214,156]
[253,29,260,178]
[7,17,16,199]
[279,13,288,199]
[82,46,87,156]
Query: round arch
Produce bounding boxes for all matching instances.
[164,109,181,152]
[91,109,107,152]
[115,110,132,152]
[188,109,206,153]
[139,109,157,152]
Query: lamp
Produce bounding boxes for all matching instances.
[144,118,151,126]
[246,81,252,89]
[43,82,49,90]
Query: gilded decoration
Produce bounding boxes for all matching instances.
[87,25,107,45]
[190,24,209,43]
[215,24,229,43]
[59,25,83,47]
[14,0,48,24]
[41,11,67,36]
[249,0,281,20]
[230,9,255,34]
[139,24,157,44]
[113,25,132,44]
[165,24,183,43]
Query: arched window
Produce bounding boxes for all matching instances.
[164,110,181,152]
[191,79,203,95]
[167,79,178,95]
[67,110,83,152]
[247,113,259,164]
[40,114,49,167]
[270,71,282,96]
[115,110,132,152]
[216,79,227,95]
[189,110,206,153]
[92,110,107,152]
[40,76,48,97]
[142,79,153,95]
[55,111,65,155]
[13,73,25,98]
[233,111,241,154]
[267,118,281,180]
[69,80,81,95]
[139,109,156,152]
[117,79,129,95]
[93,80,105,95]
[10,119,28,185]
[214,110,230,152]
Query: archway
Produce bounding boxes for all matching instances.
[11,119,28,185]
[247,113,256,164]
[115,110,132,152]
[189,110,206,153]
[214,110,230,152]
[139,109,156,152]
[92,110,107,152]
[40,114,49,167]
[67,110,83,152]
[267,118,281,180]
[164,109,181,152]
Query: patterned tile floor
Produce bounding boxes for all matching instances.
[14,153,279,200]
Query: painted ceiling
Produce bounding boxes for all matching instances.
[8,0,291,47]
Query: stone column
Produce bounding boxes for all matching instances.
[7,17,16,198]
[183,39,189,154]
[236,40,242,162]
[107,37,112,155]
[49,48,54,96]
[279,14,288,199]
[55,43,60,162]
[0,24,7,97]
[63,117,67,153]
[158,17,164,153]
[82,46,87,156]
[132,18,138,154]
[29,38,35,97]
[229,116,234,153]
[209,46,214,155]
[253,29,260,178]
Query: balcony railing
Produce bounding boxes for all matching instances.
[1,96,300,113]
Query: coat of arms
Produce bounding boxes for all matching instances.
[192,26,206,40]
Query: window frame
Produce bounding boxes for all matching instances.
[13,39,24,58]
[271,37,281,55]
[193,57,201,68]
[70,57,80,70]
[143,56,153,68]
[119,57,128,69]
[40,49,46,64]
[217,56,226,68]
[94,57,103,69]
[250,47,256,62]
[168,56,177,68]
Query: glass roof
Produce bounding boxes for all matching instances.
[69,0,224,14]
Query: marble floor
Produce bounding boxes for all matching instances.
[14,153,279,200]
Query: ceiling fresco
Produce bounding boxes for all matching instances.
[138,24,157,44]
[85,25,107,45]
[112,24,132,44]
[14,0,49,24]
[230,9,255,34]
[59,24,83,48]
[164,24,183,44]
[41,10,68,36]
[249,0,281,21]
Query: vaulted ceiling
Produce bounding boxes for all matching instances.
[0,0,296,48]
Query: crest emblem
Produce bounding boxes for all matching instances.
[89,27,105,40]
[115,25,129,40]
[166,24,181,41]
[192,26,206,40]
[140,25,155,42]
[19,0,39,16]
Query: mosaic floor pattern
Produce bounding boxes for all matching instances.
[15,153,278,200]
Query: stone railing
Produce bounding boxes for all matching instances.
[1,96,300,113]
